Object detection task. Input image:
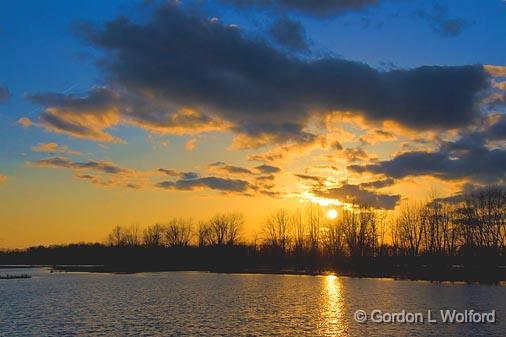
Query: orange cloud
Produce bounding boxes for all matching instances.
[17,117,33,128]
[127,108,229,136]
[31,142,80,155]
[185,138,197,151]
[41,106,123,143]
[485,64,506,77]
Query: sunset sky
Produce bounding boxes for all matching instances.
[0,0,505,248]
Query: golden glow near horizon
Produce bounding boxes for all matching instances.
[326,209,338,220]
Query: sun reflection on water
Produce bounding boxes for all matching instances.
[318,275,348,337]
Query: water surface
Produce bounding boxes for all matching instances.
[0,268,504,336]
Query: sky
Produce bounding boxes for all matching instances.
[0,0,505,248]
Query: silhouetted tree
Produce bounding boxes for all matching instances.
[165,218,193,247]
[263,209,290,253]
[143,224,166,247]
[208,213,243,245]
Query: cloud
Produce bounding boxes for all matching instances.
[32,156,162,189]
[485,65,506,77]
[349,119,506,184]
[63,5,489,141]
[314,183,400,209]
[414,5,473,37]
[295,173,325,184]
[157,176,252,193]
[17,117,33,128]
[209,161,254,175]
[26,4,491,150]
[254,164,281,174]
[185,138,197,151]
[221,0,379,16]
[31,142,81,155]
[0,85,10,102]
[255,174,275,181]
[180,172,199,180]
[157,168,180,177]
[487,114,506,141]
[331,141,343,150]
[28,88,123,143]
[269,17,308,51]
[157,163,279,195]
[33,156,130,175]
[31,157,277,195]
[341,147,369,162]
[158,168,199,180]
[359,129,395,144]
[359,178,394,189]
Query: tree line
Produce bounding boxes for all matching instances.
[1,186,504,280]
[104,187,505,260]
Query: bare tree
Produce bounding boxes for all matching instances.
[197,221,212,247]
[456,186,506,251]
[122,224,141,246]
[292,209,305,253]
[143,224,166,247]
[263,209,290,252]
[165,218,193,247]
[208,213,243,245]
[396,203,424,257]
[107,225,126,247]
[322,216,345,258]
[306,204,322,252]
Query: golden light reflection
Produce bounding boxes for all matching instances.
[318,275,347,337]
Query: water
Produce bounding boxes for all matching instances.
[0,268,505,336]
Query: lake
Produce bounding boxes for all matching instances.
[0,268,505,336]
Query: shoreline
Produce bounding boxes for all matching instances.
[48,265,506,284]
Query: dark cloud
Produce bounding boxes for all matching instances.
[488,114,506,141]
[255,164,281,174]
[269,17,308,51]
[209,162,253,175]
[486,92,506,110]
[180,172,199,180]
[222,0,379,16]
[157,176,251,192]
[32,156,148,189]
[34,156,129,174]
[360,178,394,189]
[158,168,180,176]
[342,147,369,162]
[331,141,343,151]
[158,167,199,179]
[315,183,400,209]
[295,174,325,184]
[433,184,506,205]
[28,5,491,146]
[0,85,10,102]
[349,120,506,184]
[414,5,473,37]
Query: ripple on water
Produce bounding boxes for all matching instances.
[0,269,505,337]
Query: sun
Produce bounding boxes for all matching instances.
[326,208,338,220]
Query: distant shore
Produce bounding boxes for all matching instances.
[49,265,506,284]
